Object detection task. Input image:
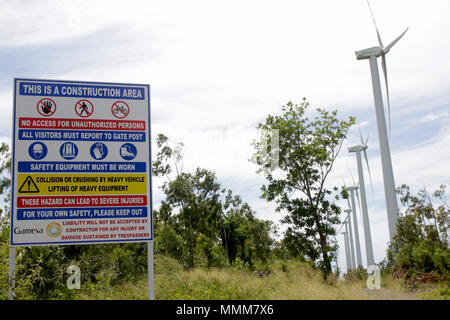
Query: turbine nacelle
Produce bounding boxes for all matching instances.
[345,186,359,192]
[355,46,383,60]
[348,144,368,153]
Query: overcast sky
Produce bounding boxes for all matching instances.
[1,0,449,271]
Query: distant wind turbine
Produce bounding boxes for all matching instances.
[342,226,351,273]
[344,208,357,270]
[332,235,340,274]
[345,189,363,269]
[355,0,408,241]
[348,128,375,266]
[336,216,349,274]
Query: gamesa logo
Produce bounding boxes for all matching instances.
[14,227,43,234]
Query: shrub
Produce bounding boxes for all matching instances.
[388,184,450,283]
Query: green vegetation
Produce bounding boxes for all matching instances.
[152,134,275,269]
[252,99,355,275]
[11,253,444,300]
[384,184,449,293]
[0,100,448,300]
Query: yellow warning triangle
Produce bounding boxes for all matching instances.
[18,176,40,193]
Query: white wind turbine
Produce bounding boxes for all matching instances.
[332,234,340,274]
[342,223,351,273]
[344,188,363,269]
[336,216,349,274]
[348,128,375,267]
[355,1,408,241]
[344,208,356,270]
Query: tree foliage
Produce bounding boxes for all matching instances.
[252,99,355,274]
[388,184,449,279]
[152,134,275,269]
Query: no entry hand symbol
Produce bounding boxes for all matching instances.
[37,98,57,117]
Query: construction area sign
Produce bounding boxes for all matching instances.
[10,79,152,246]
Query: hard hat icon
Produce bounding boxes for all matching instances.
[33,143,44,158]
[28,142,48,160]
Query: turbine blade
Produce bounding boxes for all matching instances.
[345,162,357,186]
[356,187,362,217]
[338,216,348,234]
[363,149,375,198]
[384,28,409,53]
[365,132,370,146]
[366,0,384,47]
[381,54,391,138]
[357,124,364,145]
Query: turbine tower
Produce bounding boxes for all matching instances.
[333,235,340,274]
[344,208,356,270]
[348,133,375,266]
[342,228,351,273]
[355,1,408,241]
[345,189,363,268]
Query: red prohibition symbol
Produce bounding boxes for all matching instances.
[75,99,94,118]
[37,98,57,117]
[111,101,130,119]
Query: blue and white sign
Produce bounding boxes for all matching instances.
[11,78,152,247]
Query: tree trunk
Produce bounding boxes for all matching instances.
[319,233,331,278]
[313,211,332,278]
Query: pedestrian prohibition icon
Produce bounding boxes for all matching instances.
[75,99,94,117]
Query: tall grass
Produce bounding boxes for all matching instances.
[5,253,439,300]
[153,257,419,300]
[74,254,426,300]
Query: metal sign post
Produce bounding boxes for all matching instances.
[148,241,154,300]
[8,247,15,300]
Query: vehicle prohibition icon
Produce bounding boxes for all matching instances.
[111,101,130,119]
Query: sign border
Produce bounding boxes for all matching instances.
[10,78,153,246]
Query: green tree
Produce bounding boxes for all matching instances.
[0,143,11,298]
[388,184,449,278]
[165,168,224,267]
[153,134,275,268]
[252,99,354,275]
[222,191,275,267]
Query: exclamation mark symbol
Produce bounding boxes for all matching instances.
[27,179,31,191]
